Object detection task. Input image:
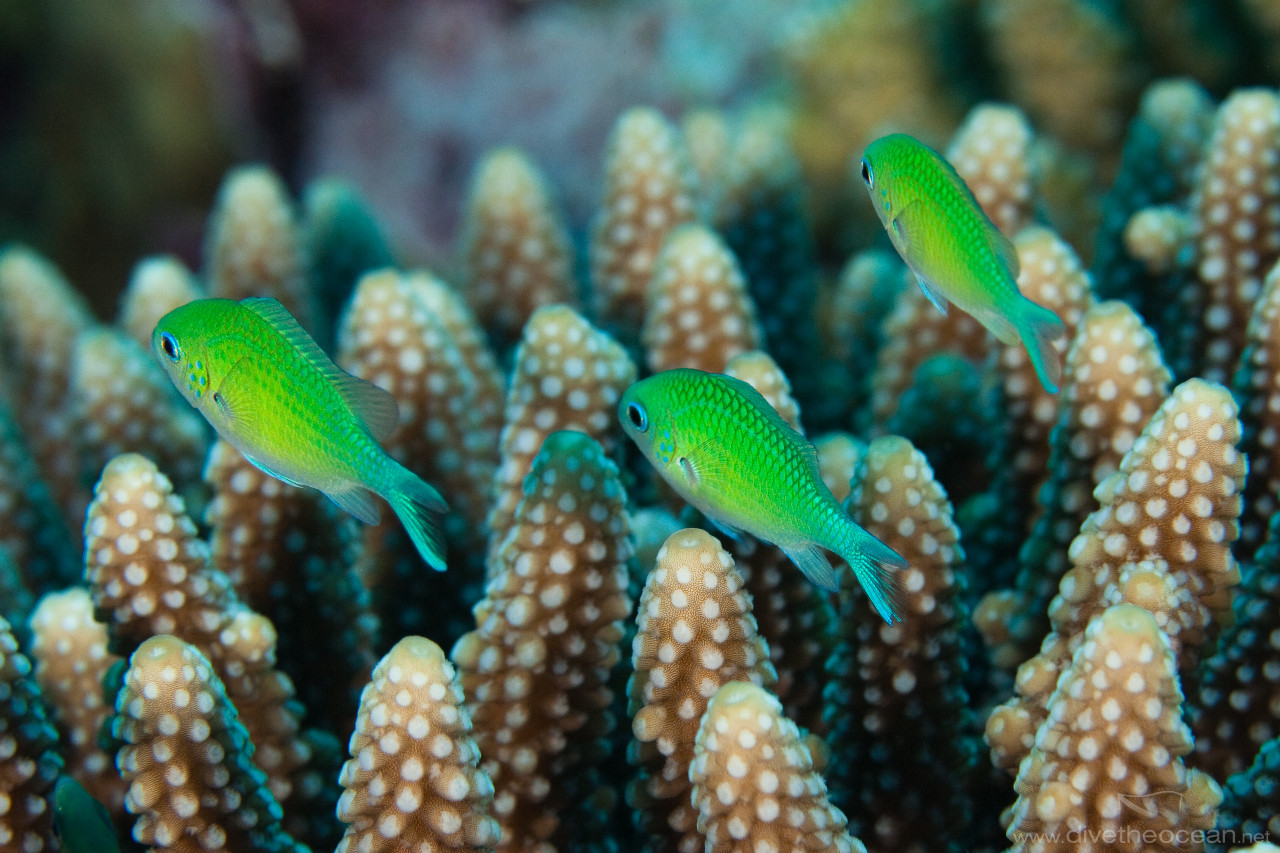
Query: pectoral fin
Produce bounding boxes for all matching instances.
[892,200,951,316]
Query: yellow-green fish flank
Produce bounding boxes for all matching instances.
[860,132,1066,392]
[619,368,905,623]
[152,296,447,570]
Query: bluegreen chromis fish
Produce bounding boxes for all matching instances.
[619,368,905,623]
[152,297,447,570]
[861,132,1066,393]
[53,776,121,853]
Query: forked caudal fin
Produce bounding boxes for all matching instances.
[1017,298,1067,394]
[385,464,449,572]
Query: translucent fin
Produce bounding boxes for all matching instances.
[385,462,449,571]
[241,296,400,440]
[914,275,950,315]
[708,515,744,542]
[334,374,399,441]
[327,486,381,525]
[990,228,1020,278]
[847,528,907,624]
[780,543,841,593]
[1017,298,1068,394]
[240,453,304,488]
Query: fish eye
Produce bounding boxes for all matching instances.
[626,402,648,432]
[159,332,181,363]
[860,159,873,188]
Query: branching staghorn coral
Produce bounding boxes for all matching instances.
[337,268,497,540]
[961,227,1096,597]
[1189,509,1280,780]
[486,305,636,566]
[627,527,776,853]
[205,164,319,338]
[113,634,306,852]
[980,0,1140,160]
[977,300,1171,669]
[28,587,126,819]
[781,0,960,233]
[868,279,991,432]
[589,107,698,338]
[301,178,395,324]
[946,103,1036,238]
[0,395,80,600]
[710,111,820,402]
[1188,89,1280,385]
[1214,735,1280,851]
[0,244,95,544]
[335,267,503,642]
[1232,263,1280,558]
[460,146,577,350]
[1090,78,1213,328]
[0,616,61,853]
[987,379,1245,774]
[690,680,865,853]
[814,433,866,507]
[680,109,731,212]
[1006,604,1220,853]
[84,453,313,810]
[71,326,210,498]
[117,255,204,350]
[203,437,376,737]
[831,435,974,853]
[336,636,499,852]
[641,224,762,375]
[823,250,903,423]
[452,431,632,851]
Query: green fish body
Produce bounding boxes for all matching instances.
[619,368,905,622]
[152,297,447,570]
[53,775,121,853]
[861,133,1066,392]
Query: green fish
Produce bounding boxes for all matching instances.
[619,368,905,623]
[52,775,121,853]
[860,132,1066,393]
[152,297,447,570]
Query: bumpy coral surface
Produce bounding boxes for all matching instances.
[452,431,632,851]
[0,616,61,853]
[461,146,577,349]
[336,635,499,852]
[690,680,865,853]
[113,634,305,853]
[628,528,776,853]
[1007,605,1220,853]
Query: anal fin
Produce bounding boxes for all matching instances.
[326,486,382,525]
[780,543,841,592]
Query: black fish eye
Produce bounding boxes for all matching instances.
[860,159,873,187]
[627,402,648,432]
[159,332,180,363]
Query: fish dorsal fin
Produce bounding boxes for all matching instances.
[240,297,400,440]
[989,227,1020,278]
[716,373,819,473]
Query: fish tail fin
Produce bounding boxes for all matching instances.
[385,463,449,572]
[1017,298,1067,394]
[835,522,907,625]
